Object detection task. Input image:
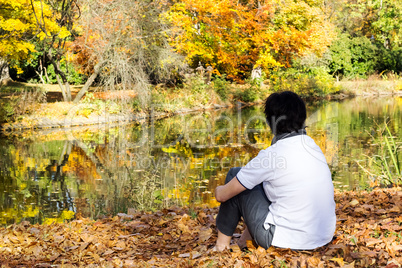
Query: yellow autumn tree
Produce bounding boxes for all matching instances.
[166,0,334,81]
[0,0,66,79]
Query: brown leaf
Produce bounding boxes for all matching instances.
[198,228,212,242]
[157,219,168,226]
[307,257,323,267]
[178,253,190,258]
[246,240,256,250]
[80,242,89,251]
[8,236,19,244]
[53,235,65,244]
[31,245,43,257]
[342,261,355,268]
[124,259,136,267]
[354,207,366,215]
[389,206,400,213]
[103,249,114,256]
[365,238,382,247]
[48,253,60,261]
[115,241,126,249]
[349,199,359,206]
[177,223,191,234]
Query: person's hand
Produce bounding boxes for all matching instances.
[214,177,246,202]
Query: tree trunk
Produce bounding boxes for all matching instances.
[55,73,68,101]
[47,49,72,101]
[44,67,51,84]
[0,59,12,84]
[73,62,104,104]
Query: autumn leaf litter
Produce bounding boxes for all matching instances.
[0,188,401,267]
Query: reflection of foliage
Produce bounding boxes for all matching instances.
[0,140,77,226]
[0,206,39,226]
[1,97,401,225]
[42,210,75,225]
[307,97,402,189]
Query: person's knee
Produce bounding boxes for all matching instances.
[225,167,242,184]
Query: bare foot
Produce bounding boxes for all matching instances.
[212,244,230,252]
[214,230,232,252]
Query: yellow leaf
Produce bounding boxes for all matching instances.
[349,199,359,206]
[330,257,345,266]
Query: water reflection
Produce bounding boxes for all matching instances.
[0,96,401,225]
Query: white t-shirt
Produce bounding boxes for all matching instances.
[236,135,336,250]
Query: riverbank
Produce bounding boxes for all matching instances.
[1,79,401,134]
[0,187,401,267]
[0,80,264,133]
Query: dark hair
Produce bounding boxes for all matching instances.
[264,91,306,135]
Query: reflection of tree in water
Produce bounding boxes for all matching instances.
[1,97,401,225]
[40,141,74,220]
[0,140,75,225]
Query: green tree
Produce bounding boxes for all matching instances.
[325,0,402,76]
[329,33,377,78]
[370,0,402,49]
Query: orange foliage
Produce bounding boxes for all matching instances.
[166,0,334,80]
[64,146,101,183]
[0,188,401,267]
[67,0,171,76]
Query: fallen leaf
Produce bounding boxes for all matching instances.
[103,249,114,256]
[198,228,212,242]
[350,199,359,206]
[389,206,400,213]
[343,261,355,268]
[178,253,190,258]
[330,257,345,266]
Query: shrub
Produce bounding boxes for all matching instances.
[47,63,85,85]
[234,87,259,102]
[328,33,378,79]
[268,66,339,98]
[212,75,230,100]
[375,46,402,73]
[182,74,208,94]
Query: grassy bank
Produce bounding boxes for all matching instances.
[336,74,402,96]
[0,187,401,267]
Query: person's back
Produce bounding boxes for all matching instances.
[214,91,336,251]
[256,135,336,249]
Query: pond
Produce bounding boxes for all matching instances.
[0,96,401,225]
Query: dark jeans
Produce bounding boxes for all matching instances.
[216,167,275,249]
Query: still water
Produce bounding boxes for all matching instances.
[0,97,401,225]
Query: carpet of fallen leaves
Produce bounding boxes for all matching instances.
[0,188,401,268]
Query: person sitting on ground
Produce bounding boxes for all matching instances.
[214,91,336,251]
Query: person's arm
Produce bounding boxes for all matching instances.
[215,176,246,203]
